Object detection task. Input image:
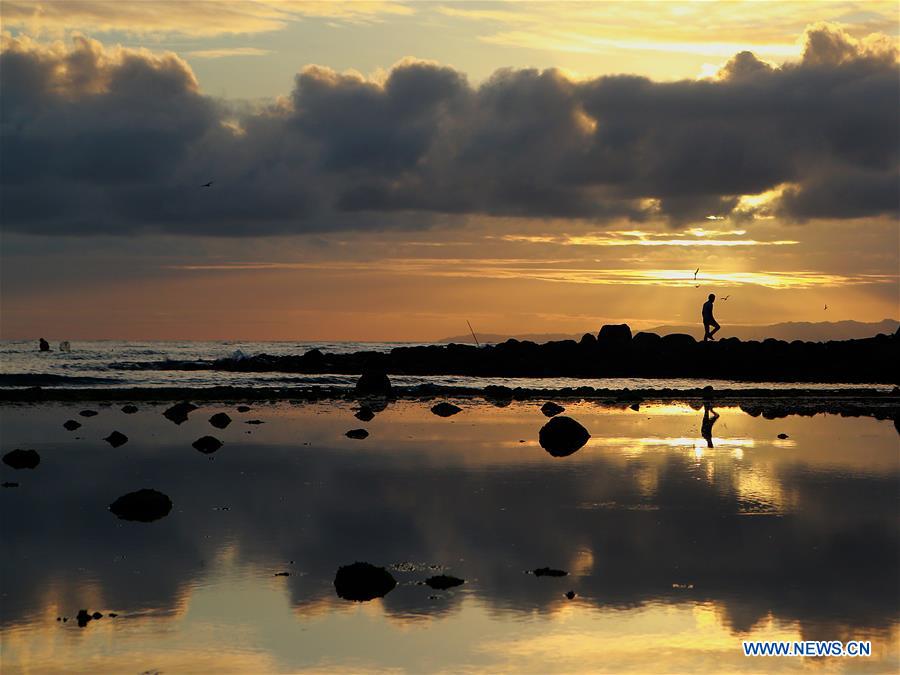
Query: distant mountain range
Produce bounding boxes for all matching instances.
[439,319,899,344]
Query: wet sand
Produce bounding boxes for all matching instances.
[1,400,898,673]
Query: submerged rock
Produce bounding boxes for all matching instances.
[63,420,82,431]
[538,416,591,457]
[209,412,232,429]
[163,401,197,425]
[78,410,98,418]
[109,489,172,522]
[192,436,223,454]
[334,562,397,601]
[121,405,139,414]
[431,402,462,417]
[565,591,576,600]
[346,429,369,440]
[533,567,568,577]
[3,449,40,470]
[104,431,128,448]
[236,405,251,412]
[777,433,789,439]
[244,419,264,425]
[541,401,565,417]
[355,405,375,422]
[425,575,465,590]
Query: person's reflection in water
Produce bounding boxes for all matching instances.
[701,402,720,448]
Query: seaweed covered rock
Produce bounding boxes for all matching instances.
[109,489,172,522]
[334,562,397,601]
[193,436,223,454]
[209,412,232,429]
[425,575,465,590]
[540,401,565,417]
[163,401,197,425]
[104,431,128,448]
[431,402,462,417]
[3,449,40,470]
[538,416,590,457]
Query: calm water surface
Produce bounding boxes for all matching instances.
[1,401,897,673]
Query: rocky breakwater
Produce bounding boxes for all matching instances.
[211,325,899,384]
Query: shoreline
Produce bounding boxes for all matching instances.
[1,385,897,421]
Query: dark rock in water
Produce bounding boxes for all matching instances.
[629,403,640,411]
[777,433,789,439]
[121,405,139,414]
[541,401,565,417]
[79,410,98,418]
[109,489,172,522]
[597,323,632,346]
[274,572,291,577]
[355,405,376,422]
[91,611,102,620]
[76,609,92,627]
[533,567,568,577]
[565,590,576,599]
[209,412,232,429]
[2,482,19,488]
[63,420,82,431]
[108,613,118,618]
[3,449,40,470]
[104,431,128,448]
[245,419,264,425]
[538,416,590,457]
[334,562,397,601]
[193,436,223,454]
[431,402,462,417]
[163,401,197,425]
[425,575,464,590]
[356,371,392,395]
[236,405,251,412]
[346,429,369,440]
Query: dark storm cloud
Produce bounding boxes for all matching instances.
[0,25,897,236]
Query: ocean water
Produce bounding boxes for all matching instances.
[0,339,893,391]
[1,401,897,672]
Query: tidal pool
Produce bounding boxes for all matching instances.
[1,400,897,673]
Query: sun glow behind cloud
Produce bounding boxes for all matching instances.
[169,259,895,290]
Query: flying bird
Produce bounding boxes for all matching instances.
[200,181,214,188]
[722,295,730,301]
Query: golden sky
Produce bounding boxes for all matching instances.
[0,2,898,340]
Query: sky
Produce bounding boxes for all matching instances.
[1,1,898,341]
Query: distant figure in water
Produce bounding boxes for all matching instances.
[38,338,50,352]
[701,402,720,448]
[702,293,720,341]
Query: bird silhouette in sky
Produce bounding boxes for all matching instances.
[722,295,730,300]
[201,181,214,188]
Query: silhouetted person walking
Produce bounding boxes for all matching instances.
[701,402,719,448]
[702,294,720,341]
[38,338,50,352]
